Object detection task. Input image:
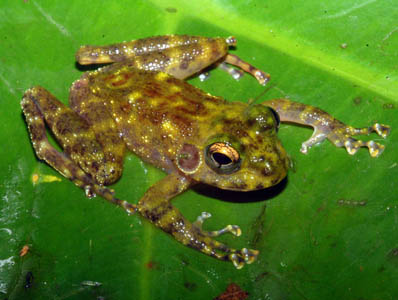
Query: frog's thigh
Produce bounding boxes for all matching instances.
[70,79,126,184]
[138,173,258,269]
[22,86,137,212]
[21,87,103,192]
[22,86,119,185]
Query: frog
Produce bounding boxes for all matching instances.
[21,35,390,269]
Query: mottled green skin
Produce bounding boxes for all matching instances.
[70,63,288,190]
[21,35,286,268]
[21,35,389,269]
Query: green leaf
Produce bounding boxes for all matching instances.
[1,1,397,299]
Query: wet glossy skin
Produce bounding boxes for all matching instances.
[69,63,288,190]
[21,35,390,269]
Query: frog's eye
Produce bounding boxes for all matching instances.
[269,107,280,131]
[205,142,241,174]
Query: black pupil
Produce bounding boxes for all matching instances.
[212,152,232,166]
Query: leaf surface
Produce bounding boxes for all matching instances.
[1,1,397,299]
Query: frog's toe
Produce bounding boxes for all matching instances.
[300,131,327,154]
[193,212,241,237]
[254,70,271,86]
[229,248,259,269]
[193,211,212,226]
[367,141,385,158]
[373,123,390,138]
[84,185,97,198]
[208,224,242,237]
[301,121,389,157]
[345,138,385,158]
[350,123,391,139]
[198,72,210,82]
[344,123,390,157]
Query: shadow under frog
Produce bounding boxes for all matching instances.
[193,176,288,204]
[21,35,390,269]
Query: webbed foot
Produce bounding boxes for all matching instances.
[229,248,259,269]
[301,122,390,157]
[192,212,258,269]
[263,98,390,157]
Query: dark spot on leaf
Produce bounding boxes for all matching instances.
[353,97,362,105]
[184,281,197,291]
[254,271,270,282]
[387,248,398,259]
[25,271,34,289]
[165,7,177,13]
[383,103,395,109]
[214,283,248,300]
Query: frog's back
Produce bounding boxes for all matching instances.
[77,63,227,170]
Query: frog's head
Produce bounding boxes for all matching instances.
[176,103,289,191]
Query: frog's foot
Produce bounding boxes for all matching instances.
[138,174,259,269]
[193,234,259,269]
[208,241,259,269]
[301,122,390,157]
[347,123,390,139]
[227,248,259,269]
[263,99,390,157]
[191,212,258,269]
[224,53,270,86]
[193,212,241,237]
[198,72,211,82]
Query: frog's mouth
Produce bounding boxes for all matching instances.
[197,161,288,192]
[224,165,288,192]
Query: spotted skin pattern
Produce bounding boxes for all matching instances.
[22,35,390,269]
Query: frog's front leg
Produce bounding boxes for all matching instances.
[137,173,258,269]
[264,98,390,157]
[21,87,136,213]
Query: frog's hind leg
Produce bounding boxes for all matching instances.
[69,77,126,186]
[137,173,258,269]
[75,35,230,76]
[76,35,269,85]
[21,87,136,213]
